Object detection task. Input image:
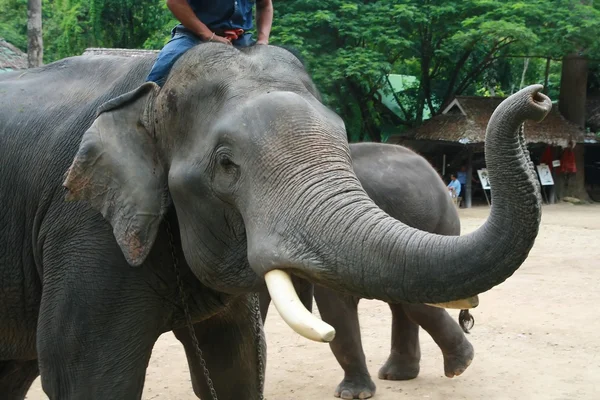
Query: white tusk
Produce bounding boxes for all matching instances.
[264,269,336,343]
[426,295,479,309]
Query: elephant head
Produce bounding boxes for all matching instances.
[63,44,551,342]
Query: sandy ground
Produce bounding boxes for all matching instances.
[26,203,600,400]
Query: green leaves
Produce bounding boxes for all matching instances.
[2,0,600,141]
[0,0,176,61]
[268,0,600,141]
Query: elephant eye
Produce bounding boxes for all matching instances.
[217,152,235,168]
[220,157,233,167]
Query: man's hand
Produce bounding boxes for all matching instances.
[208,34,232,45]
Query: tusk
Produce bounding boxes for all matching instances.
[264,269,336,343]
[426,295,479,309]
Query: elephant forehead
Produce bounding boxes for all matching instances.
[221,91,345,138]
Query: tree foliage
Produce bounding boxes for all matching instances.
[1,0,600,141]
[272,0,600,141]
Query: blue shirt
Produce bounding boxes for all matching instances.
[448,179,461,196]
[457,171,467,185]
[187,0,255,31]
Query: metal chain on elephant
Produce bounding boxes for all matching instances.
[252,292,266,400]
[165,219,219,400]
[166,219,266,400]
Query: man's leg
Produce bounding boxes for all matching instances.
[146,31,200,86]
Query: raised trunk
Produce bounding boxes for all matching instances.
[27,0,43,68]
[253,85,550,305]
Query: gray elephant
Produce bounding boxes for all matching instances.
[260,142,475,399]
[0,42,550,400]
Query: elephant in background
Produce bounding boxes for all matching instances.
[260,142,475,399]
[0,40,550,400]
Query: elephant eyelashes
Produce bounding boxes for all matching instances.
[216,150,235,168]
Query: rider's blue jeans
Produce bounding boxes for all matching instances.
[146,25,256,86]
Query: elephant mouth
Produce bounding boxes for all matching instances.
[264,269,479,343]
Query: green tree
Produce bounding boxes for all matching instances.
[0,0,174,62]
[270,0,600,142]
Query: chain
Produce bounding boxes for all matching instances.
[165,219,266,400]
[165,219,219,400]
[252,292,265,399]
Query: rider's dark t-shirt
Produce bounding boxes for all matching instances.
[187,0,255,31]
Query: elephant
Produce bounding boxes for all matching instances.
[260,141,476,399]
[0,41,551,400]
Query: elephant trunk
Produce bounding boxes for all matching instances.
[250,85,550,341]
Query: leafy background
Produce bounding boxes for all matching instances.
[2,0,600,142]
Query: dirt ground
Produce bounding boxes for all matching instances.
[26,203,600,400]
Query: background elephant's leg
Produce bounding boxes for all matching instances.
[403,304,474,378]
[378,303,421,380]
[292,275,314,314]
[313,286,376,400]
[0,359,39,400]
[174,294,265,400]
[259,275,314,325]
[259,289,271,323]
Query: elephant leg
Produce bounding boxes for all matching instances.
[378,303,421,381]
[36,256,166,399]
[259,274,314,325]
[0,359,39,400]
[174,294,266,400]
[403,304,474,378]
[314,286,375,400]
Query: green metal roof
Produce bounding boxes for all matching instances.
[378,74,433,120]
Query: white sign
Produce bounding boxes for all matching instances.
[536,164,554,186]
[552,160,561,167]
[477,169,491,190]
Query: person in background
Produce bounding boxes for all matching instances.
[457,165,467,189]
[146,0,274,86]
[447,174,461,198]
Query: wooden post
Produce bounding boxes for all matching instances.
[442,154,446,177]
[465,146,473,208]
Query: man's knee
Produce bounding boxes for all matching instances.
[146,34,199,85]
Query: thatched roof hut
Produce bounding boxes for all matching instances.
[390,96,585,148]
[0,39,27,72]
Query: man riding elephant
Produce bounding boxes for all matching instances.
[146,0,273,86]
[0,40,551,400]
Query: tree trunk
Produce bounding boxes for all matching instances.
[543,58,551,95]
[558,53,590,201]
[27,0,43,68]
[519,57,530,90]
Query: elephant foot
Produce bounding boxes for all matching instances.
[443,339,474,378]
[334,374,376,399]
[377,353,420,381]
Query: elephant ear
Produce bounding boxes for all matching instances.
[63,82,170,267]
